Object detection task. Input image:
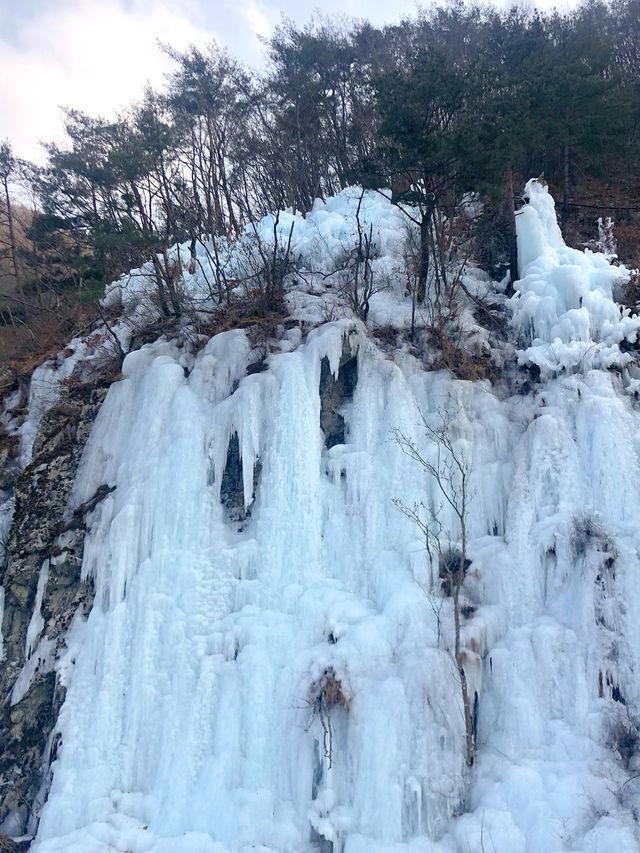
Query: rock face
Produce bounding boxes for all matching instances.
[319,349,358,449]
[0,380,109,837]
[220,432,261,523]
[0,832,30,852]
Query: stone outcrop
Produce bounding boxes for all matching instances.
[0,379,110,837]
[220,433,261,523]
[319,348,358,449]
[0,832,29,852]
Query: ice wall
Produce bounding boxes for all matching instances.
[22,183,640,853]
[26,323,473,853]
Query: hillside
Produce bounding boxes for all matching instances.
[0,180,639,852]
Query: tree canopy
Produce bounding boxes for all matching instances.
[1,0,639,349]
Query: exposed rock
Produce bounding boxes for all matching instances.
[220,433,261,523]
[0,379,110,837]
[0,832,30,852]
[319,347,358,450]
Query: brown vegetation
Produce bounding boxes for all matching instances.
[308,667,351,768]
[427,326,497,383]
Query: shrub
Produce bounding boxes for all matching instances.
[606,710,640,770]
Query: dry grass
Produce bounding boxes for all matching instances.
[428,326,496,383]
[0,302,96,369]
[193,289,288,345]
[371,324,400,349]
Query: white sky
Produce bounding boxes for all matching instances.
[0,0,571,163]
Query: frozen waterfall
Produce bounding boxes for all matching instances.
[24,181,640,852]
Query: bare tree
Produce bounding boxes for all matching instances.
[393,409,476,767]
[233,204,298,311]
[344,189,378,321]
[0,141,21,289]
[320,188,391,321]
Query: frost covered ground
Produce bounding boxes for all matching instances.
[3,181,640,852]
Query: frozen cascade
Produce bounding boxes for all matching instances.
[24,182,640,852]
[509,179,640,376]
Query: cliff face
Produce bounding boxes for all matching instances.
[0,381,108,836]
[1,182,640,853]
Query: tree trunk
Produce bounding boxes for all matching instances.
[418,210,430,304]
[506,164,518,294]
[161,247,182,316]
[188,236,197,275]
[561,142,570,229]
[3,175,22,293]
[220,160,239,235]
[206,116,224,232]
[150,256,171,317]
[453,582,475,767]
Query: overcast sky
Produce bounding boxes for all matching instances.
[0,0,570,164]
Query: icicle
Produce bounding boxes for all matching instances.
[25,559,49,659]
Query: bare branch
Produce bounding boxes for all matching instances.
[393,407,476,768]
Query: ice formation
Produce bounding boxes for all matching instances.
[4,182,640,852]
[510,179,640,376]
